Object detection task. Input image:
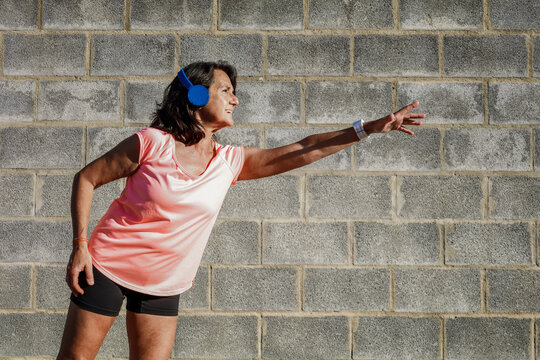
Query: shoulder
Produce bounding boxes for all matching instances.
[215,143,245,183]
[136,127,171,163]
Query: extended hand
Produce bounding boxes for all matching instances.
[365,101,425,135]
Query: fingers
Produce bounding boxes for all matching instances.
[398,126,415,135]
[85,263,95,286]
[397,101,419,114]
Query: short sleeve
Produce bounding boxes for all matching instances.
[219,145,245,185]
[136,127,168,164]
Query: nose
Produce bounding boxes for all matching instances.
[230,93,239,106]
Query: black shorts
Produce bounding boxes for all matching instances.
[70,266,180,317]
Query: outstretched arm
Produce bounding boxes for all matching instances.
[238,102,424,181]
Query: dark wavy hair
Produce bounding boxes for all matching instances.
[151,61,237,145]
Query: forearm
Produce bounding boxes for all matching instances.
[70,171,95,244]
[296,126,360,166]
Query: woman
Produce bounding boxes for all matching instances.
[57,61,424,359]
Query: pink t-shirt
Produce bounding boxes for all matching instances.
[90,127,244,296]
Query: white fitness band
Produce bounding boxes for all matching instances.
[353,119,368,140]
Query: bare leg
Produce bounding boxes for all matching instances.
[126,311,178,360]
[57,302,116,360]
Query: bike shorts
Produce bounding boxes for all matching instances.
[70,266,180,317]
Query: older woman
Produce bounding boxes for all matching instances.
[57,61,424,360]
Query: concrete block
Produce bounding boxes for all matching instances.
[202,220,259,264]
[446,222,532,265]
[263,222,348,264]
[535,37,540,77]
[401,0,483,29]
[395,269,480,312]
[131,0,212,30]
[445,129,530,171]
[213,267,298,310]
[220,175,301,218]
[310,0,393,29]
[489,177,540,219]
[220,0,302,30]
[0,313,65,356]
[263,316,349,359]
[213,126,261,147]
[42,0,124,29]
[180,34,262,76]
[234,81,301,124]
[267,35,349,76]
[174,315,258,358]
[355,222,440,265]
[0,0,37,29]
[0,265,31,308]
[266,127,351,170]
[353,316,439,359]
[0,174,34,216]
[178,266,208,309]
[446,317,530,360]
[91,35,175,76]
[398,82,483,124]
[357,128,441,171]
[488,270,540,312]
[304,268,389,311]
[126,81,168,123]
[354,35,439,76]
[38,81,120,122]
[397,176,483,219]
[0,127,82,169]
[306,175,392,219]
[35,265,71,309]
[306,81,392,124]
[489,83,540,124]
[4,34,86,76]
[0,220,72,262]
[444,36,527,77]
[490,0,540,29]
[87,127,141,163]
[0,81,35,123]
[36,174,122,218]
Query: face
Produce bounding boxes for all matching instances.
[196,69,239,131]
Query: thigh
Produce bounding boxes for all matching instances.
[126,311,178,360]
[56,301,116,360]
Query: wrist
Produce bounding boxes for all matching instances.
[362,120,376,135]
[352,119,369,140]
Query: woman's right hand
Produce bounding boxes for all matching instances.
[66,242,94,296]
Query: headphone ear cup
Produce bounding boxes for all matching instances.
[187,84,210,107]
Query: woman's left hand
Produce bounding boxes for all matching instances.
[364,101,425,135]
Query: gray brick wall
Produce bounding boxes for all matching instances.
[1,1,538,359]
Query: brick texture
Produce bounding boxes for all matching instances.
[0,81,35,123]
[131,0,212,30]
[487,270,540,312]
[400,0,483,29]
[490,0,540,29]
[42,0,124,30]
[0,265,31,308]
[0,0,37,30]
[0,174,34,216]
[489,82,540,124]
[489,177,540,219]
[309,0,393,29]
[220,0,302,30]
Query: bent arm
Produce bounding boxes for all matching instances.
[238,102,424,181]
[68,134,139,295]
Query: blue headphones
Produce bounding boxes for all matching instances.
[177,68,209,107]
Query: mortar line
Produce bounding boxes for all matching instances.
[85,34,91,77]
[301,174,307,219]
[392,0,400,30]
[440,128,445,172]
[259,219,263,265]
[299,265,305,311]
[33,79,38,123]
[530,129,535,171]
[349,35,354,77]
[32,172,37,217]
[483,80,489,125]
[441,317,446,360]
[124,0,131,31]
[438,34,444,77]
[258,313,263,359]
[212,0,219,32]
[483,0,491,31]
[527,34,534,78]
[348,221,354,266]
[440,221,445,266]
[531,318,536,360]
[38,0,43,30]
[392,80,398,112]
[0,33,3,76]
[262,34,268,79]
[349,316,354,359]
[209,264,213,310]
[480,268,487,312]
[532,221,538,266]
[300,79,306,124]
[391,175,397,220]
[482,176,489,220]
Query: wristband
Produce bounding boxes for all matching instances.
[353,119,369,140]
[72,237,87,243]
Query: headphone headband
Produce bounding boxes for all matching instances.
[177,68,209,107]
